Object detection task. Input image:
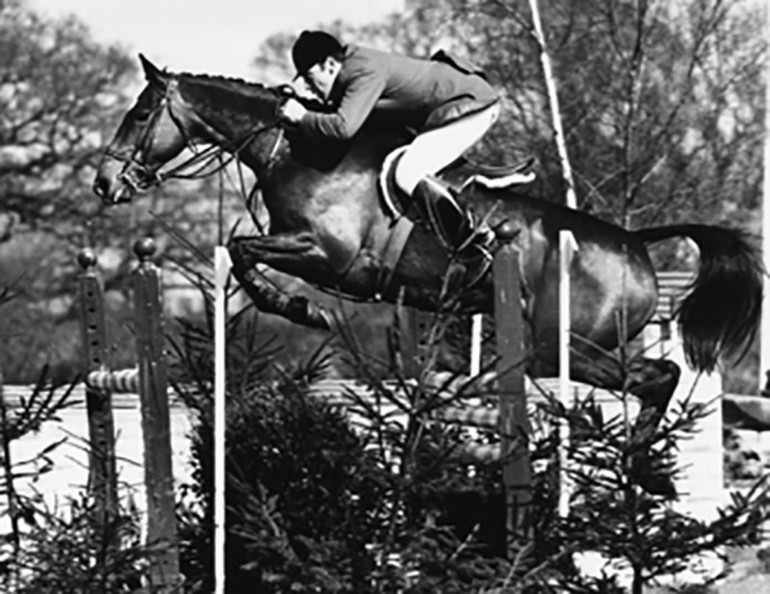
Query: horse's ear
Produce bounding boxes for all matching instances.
[139,53,165,84]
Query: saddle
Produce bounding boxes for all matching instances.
[379,146,536,251]
[372,147,535,300]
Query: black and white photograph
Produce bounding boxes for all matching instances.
[1,0,769,592]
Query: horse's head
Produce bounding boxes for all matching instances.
[93,54,192,204]
[95,55,293,205]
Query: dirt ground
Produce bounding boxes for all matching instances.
[646,545,770,593]
[704,546,770,594]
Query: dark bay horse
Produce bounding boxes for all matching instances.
[94,55,762,493]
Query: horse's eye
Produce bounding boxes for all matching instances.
[132,107,152,121]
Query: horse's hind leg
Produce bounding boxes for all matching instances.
[577,346,681,495]
[569,342,681,433]
[533,342,681,494]
[228,234,334,329]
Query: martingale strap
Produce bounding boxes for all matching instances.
[375,215,415,301]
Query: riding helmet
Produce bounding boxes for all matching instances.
[292,30,344,77]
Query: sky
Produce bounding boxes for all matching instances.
[26,0,404,79]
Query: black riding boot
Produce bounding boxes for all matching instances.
[410,176,492,250]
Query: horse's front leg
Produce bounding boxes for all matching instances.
[228,233,336,330]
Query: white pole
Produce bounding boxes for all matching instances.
[214,246,232,594]
[470,313,483,376]
[529,0,577,209]
[760,6,770,392]
[530,0,580,517]
[558,230,578,517]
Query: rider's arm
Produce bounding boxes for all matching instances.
[299,67,386,140]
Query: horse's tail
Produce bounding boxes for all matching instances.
[634,224,763,372]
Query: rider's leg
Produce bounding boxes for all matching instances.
[395,102,500,197]
[395,103,499,247]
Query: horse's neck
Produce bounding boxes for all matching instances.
[179,81,408,194]
[178,76,279,169]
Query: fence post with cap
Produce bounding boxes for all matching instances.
[77,247,119,524]
[131,238,181,590]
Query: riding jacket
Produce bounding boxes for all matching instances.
[297,45,499,140]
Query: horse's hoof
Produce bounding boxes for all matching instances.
[631,456,677,497]
[318,308,334,331]
[638,472,677,497]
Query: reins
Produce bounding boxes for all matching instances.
[111,77,285,192]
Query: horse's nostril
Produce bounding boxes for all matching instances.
[93,177,108,199]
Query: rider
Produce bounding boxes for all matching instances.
[279,30,501,243]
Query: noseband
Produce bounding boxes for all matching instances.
[107,78,284,193]
[105,82,174,193]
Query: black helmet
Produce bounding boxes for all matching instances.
[292,30,344,77]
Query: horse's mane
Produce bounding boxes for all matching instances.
[171,70,331,113]
[174,70,278,102]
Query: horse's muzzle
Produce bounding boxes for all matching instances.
[92,176,110,201]
[92,175,134,205]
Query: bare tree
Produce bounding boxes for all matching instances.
[252,0,765,232]
[0,0,137,241]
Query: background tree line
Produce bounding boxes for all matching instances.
[0,0,766,390]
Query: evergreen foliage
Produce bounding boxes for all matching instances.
[170,282,770,592]
[0,370,157,592]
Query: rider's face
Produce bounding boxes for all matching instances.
[302,57,339,101]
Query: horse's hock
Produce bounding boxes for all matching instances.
[77,238,181,590]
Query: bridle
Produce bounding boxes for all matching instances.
[106,77,285,194]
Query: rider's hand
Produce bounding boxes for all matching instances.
[279,98,307,125]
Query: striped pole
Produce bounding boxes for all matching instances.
[87,368,139,392]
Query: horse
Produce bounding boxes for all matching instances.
[93,55,763,494]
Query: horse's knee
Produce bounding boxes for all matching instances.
[226,236,241,256]
[227,236,249,253]
[227,237,256,270]
[634,359,681,405]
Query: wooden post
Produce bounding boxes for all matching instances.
[396,287,423,379]
[493,223,532,554]
[77,249,119,523]
[0,367,22,589]
[132,238,180,590]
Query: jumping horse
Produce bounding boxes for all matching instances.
[94,55,763,494]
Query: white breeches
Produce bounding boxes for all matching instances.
[395,102,500,195]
